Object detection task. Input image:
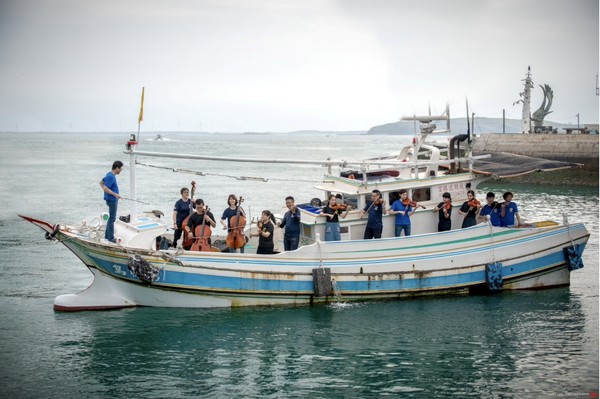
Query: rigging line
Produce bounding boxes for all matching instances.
[135,161,317,183]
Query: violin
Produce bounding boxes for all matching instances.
[402,198,426,210]
[226,196,247,250]
[330,203,349,212]
[435,200,452,213]
[190,206,214,252]
[467,198,481,210]
[181,180,197,250]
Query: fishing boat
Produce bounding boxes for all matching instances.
[20,113,589,311]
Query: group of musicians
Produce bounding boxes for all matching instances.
[172,186,522,253]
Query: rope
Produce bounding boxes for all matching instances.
[563,212,575,247]
[487,216,497,265]
[136,161,317,183]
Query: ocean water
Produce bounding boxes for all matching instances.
[0,132,598,398]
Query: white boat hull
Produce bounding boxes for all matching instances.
[45,220,588,310]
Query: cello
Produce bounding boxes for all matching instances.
[226,196,247,250]
[181,181,196,250]
[190,206,213,252]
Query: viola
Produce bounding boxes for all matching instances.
[226,196,247,250]
[181,180,197,250]
[402,198,426,210]
[190,207,213,252]
[444,201,452,212]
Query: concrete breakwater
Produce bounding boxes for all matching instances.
[473,133,599,168]
[472,133,599,186]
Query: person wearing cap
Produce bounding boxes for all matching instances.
[478,192,501,227]
[99,160,123,243]
[433,192,452,232]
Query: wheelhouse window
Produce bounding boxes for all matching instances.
[339,194,359,209]
[411,187,431,202]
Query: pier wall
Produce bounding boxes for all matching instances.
[473,133,599,168]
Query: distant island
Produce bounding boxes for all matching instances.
[366,117,588,135]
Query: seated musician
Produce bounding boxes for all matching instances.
[187,199,216,245]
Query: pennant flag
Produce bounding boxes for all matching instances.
[138,87,145,123]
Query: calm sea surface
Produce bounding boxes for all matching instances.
[0,132,598,398]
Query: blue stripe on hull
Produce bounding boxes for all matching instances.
[89,242,584,295]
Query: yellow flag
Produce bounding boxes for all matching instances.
[138,87,145,123]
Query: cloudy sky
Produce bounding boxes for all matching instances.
[0,0,598,132]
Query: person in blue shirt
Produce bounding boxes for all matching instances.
[172,187,193,248]
[478,192,501,227]
[99,161,123,243]
[360,190,387,239]
[500,191,523,227]
[278,196,302,250]
[389,189,415,237]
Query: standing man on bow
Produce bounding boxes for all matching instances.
[99,161,123,243]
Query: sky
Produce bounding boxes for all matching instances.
[0,0,598,133]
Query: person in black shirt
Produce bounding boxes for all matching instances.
[252,210,276,254]
[320,194,351,241]
[433,192,452,232]
[458,190,481,228]
[187,199,216,245]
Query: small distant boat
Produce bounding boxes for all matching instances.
[151,134,164,141]
[20,111,590,311]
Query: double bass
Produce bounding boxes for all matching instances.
[181,181,196,250]
[226,196,247,250]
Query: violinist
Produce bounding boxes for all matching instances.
[187,199,216,245]
[389,189,416,237]
[320,194,352,241]
[251,210,276,255]
[172,187,193,248]
[433,192,452,232]
[278,196,302,250]
[478,192,501,227]
[458,190,481,228]
[500,191,523,227]
[360,190,386,239]
[220,194,246,253]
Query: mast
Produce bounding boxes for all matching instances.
[520,66,534,134]
[127,135,138,219]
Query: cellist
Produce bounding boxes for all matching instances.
[187,199,216,246]
[388,189,416,237]
[220,194,246,253]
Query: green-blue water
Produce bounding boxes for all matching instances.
[0,132,598,398]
